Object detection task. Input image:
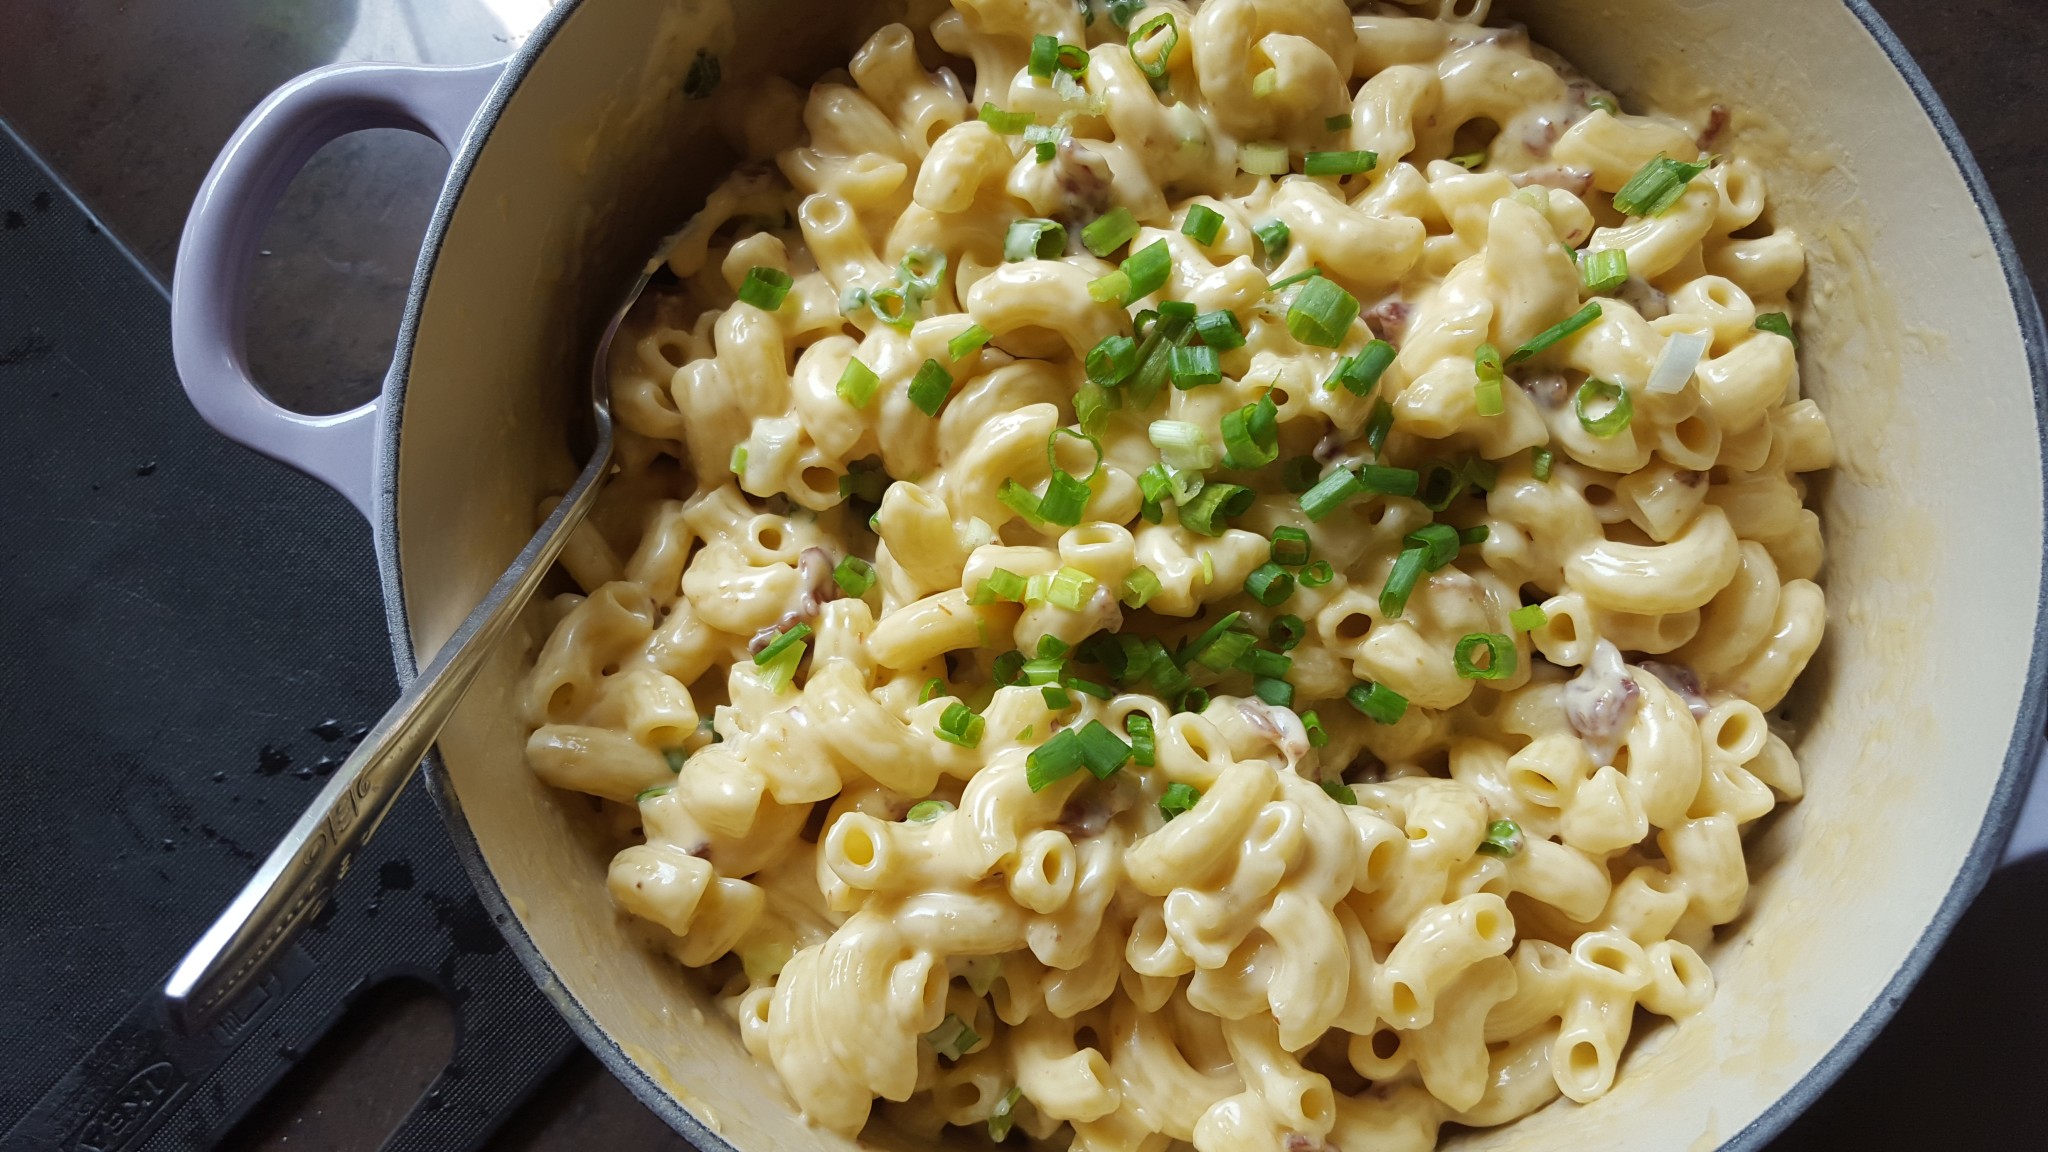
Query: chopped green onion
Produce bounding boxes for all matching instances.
[1028,33,1060,80]
[1755,312,1798,346]
[1459,525,1489,546]
[1128,11,1179,91]
[1473,343,1505,417]
[1121,239,1172,303]
[729,444,748,476]
[921,677,945,704]
[1449,151,1487,170]
[937,703,985,748]
[1281,456,1321,494]
[754,622,813,666]
[1270,526,1311,567]
[925,1013,980,1060]
[1365,399,1395,458]
[1076,720,1133,779]
[1022,655,1063,685]
[1179,481,1253,535]
[1254,218,1292,264]
[1477,818,1525,858]
[682,50,721,99]
[1301,709,1328,746]
[993,650,1026,687]
[1531,446,1554,482]
[1574,378,1634,438]
[1612,154,1712,217]
[907,799,953,822]
[1047,566,1099,610]
[1330,340,1396,397]
[664,748,688,773]
[1240,141,1290,176]
[1322,778,1358,805]
[1037,470,1094,526]
[758,640,804,692]
[1267,267,1324,293]
[1121,565,1163,608]
[1510,604,1549,632]
[1065,675,1113,699]
[1580,248,1629,294]
[1286,276,1360,348]
[635,784,674,803]
[1089,268,1131,301]
[1183,610,1243,665]
[1454,632,1517,680]
[1087,333,1139,387]
[1057,43,1090,74]
[1355,465,1419,497]
[1303,150,1377,177]
[1380,546,1427,618]
[1300,468,1363,521]
[1025,122,1066,163]
[1348,681,1408,724]
[1075,382,1114,437]
[1417,462,1463,511]
[1508,302,1602,364]
[1026,728,1087,791]
[1037,634,1072,659]
[1005,218,1066,262]
[1126,713,1156,766]
[1299,559,1334,587]
[1158,781,1201,820]
[1243,562,1295,607]
[1270,615,1305,651]
[1170,342,1221,389]
[948,325,991,360]
[1588,94,1619,115]
[989,1086,1024,1142]
[899,249,945,297]
[1251,67,1279,98]
[1157,300,1197,325]
[974,568,1027,604]
[1048,427,1105,481]
[999,478,1045,523]
[1221,394,1279,469]
[1194,309,1245,350]
[979,102,1033,134]
[1182,203,1224,245]
[1253,676,1294,707]
[1082,207,1140,257]
[1195,633,1254,676]
[909,359,953,417]
[1234,647,1291,680]
[1041,683,1073,710]
[1404,523,1460,571]
[1148,420,1215,472]
[833,555,876,597]
[1325,113,1353,132]
[737,266,793,310]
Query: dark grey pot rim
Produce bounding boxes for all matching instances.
[369,2,2048,1148]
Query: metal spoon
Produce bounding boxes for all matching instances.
[161,242,665,1030]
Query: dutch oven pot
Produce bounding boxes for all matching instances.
[168,1,2048,1149]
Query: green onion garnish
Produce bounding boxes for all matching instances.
[1026,729,1087,791]
[1347,681,1407,724]
[974,568,1027,604]
[1303,150,1377,177]
[1170,342,1221,389]
[1380,546,1427,618]
[1046,566,1098,611]
[1589,94,1619,114]
[1365,399,1395,458]
[1405,523,1460,571]
[1041,684,1072,710]
[1580,248,1629,294]
[1267,267,1324,293]
[1331,340,1396,396]
[1508,301,1602,364]
[758,639,805,692]
[1037,470,1093,527]
[1322,778,1357,805]
[1148,420,1214,472]
[1454,632,1517,680]
[754,622,813,666]
[1076,720,1133,779]
[664,748,688,773]
[1612,154,1712,217]
[1325,113,1353,132]
[1022,654,1062,685]
[1128,11,1178,90]
[1082,207,1140,257]
[1251,67,1279,98]
[1088,272,1131,304]
[992,650,1025,687]
[908,359,953,417]
[1121,239,1172,303]
[1087,333,1138,387]
[1270,614,1305,651]
[737,266,793,311]
[1574,378,1633,438]
[1473,343,1505,417]
[1065,676,1113,700]
[1355,465,1419,497]
[1182,203,1223,245]
[1179,481,1253,535]
[947,325,991,361]
[1196,632,1255,673]
[925,1013,980,1060]
[1531,446,1554,481]
[921,677,945,704]
[1005,218,1066,262]
[1220,394,1279,469]
[906,799,953,822]
[1234,646,1291,680]
[1510,604,1549,632]
[1158,781,1201,820]
[1028,33,1059,80]
[989,1086,1024,1142]
[1253,676,1294,707]
[1058,43,1090,74]
[1301,709,1328,747]
[1300,468,1363,521]
[833,555,876,597]
[1240,141,1289,176]
[1299,559,1333,586]
[1477,818,1525,858]
[1194,309,1245,350]
[1755,312,1798,346]
[635,784,674,803]
[1449,151,1486,170]
[1243,562,1295,607]
[937,703,985,748]
[1286,276,1360,348]
[1121,565,1162,608]
[1270,526,1311,567]
[836,358,880,408]
[1037,634,1072,659]
[1254,218,1291,264]
[979,102,1032,134]
[1459,524,1489,546]
[1281,456,1321,494]
[1126,713,1156,766]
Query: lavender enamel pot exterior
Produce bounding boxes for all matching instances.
[168,1,2048,1149]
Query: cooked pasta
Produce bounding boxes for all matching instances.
[523,0,1829,1147]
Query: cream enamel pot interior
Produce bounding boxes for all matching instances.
[168,0,2048,1148]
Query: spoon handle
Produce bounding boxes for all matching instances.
[163,438,612,1031]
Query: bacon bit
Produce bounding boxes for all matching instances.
[1699,104,1731,151]
[1562,639,1642,767]
[1286,1136,1329,1152]
[748,547,840,653]
[1365,298,1411,342]
[1052,139,1114,231]
[1522,371,1570,409]
[1512,165,1594,197]
[687,841,713,860]
[1640,660,1710,718]
[1676,469,1705,489]
[1520,117,1563,159]
[1617,277,1670,321]
[1313,428,1352,466]
[1239,700,1310,769]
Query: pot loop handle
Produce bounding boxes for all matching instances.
[171,59,505,520]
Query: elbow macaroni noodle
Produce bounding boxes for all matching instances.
[524,1,1830,1147]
